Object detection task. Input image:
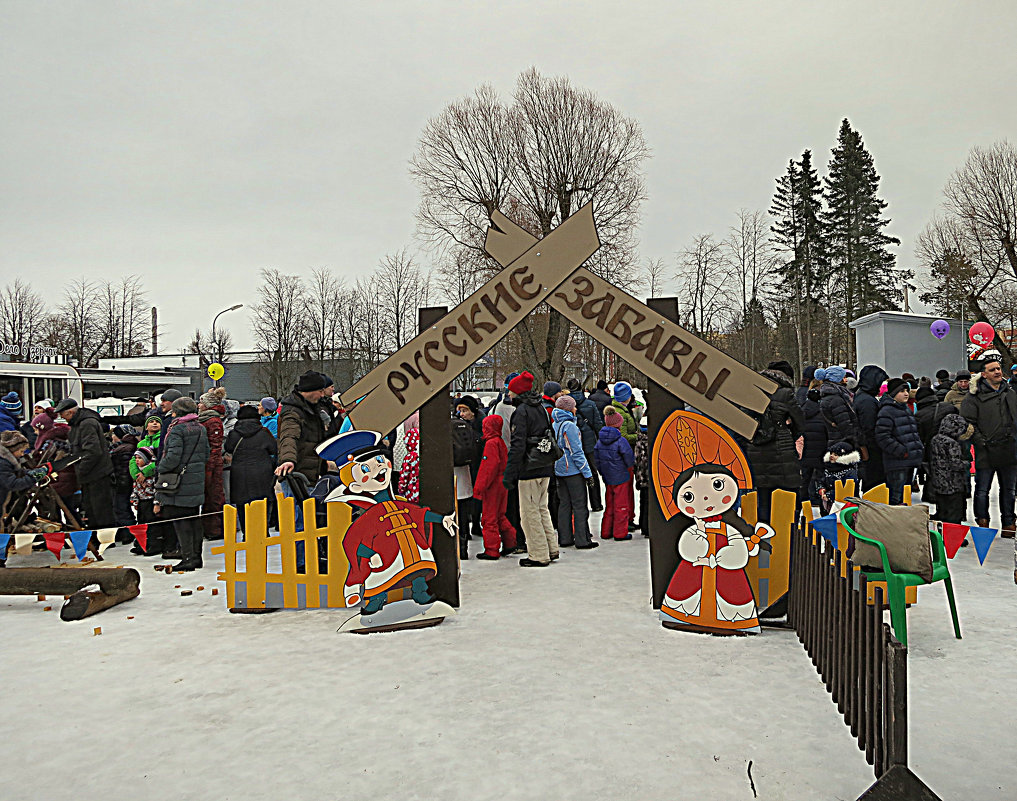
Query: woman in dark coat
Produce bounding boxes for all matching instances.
[799,385,828,505]
[154,396,210,572]
[197,387,227,540]
[818,366,861,449]
[875,378,925,505]
[224,405,278,533]
[745,366,804,522]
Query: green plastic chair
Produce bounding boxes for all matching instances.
[838,506,962,648]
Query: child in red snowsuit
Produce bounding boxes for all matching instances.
[473,414,518,559]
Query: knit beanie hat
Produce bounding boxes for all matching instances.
[237,405,260,421]
[767,360,795,380]
[566,378,582,392]
[1,430,29,450]
[31,412,54,433]
[554,395,577,413]
[161,389,183,403]
[604,407,624,429]
[543,381,562,398]
[457,395,480,415]
[886,378,908,397]
[828,441,853,457]
[956,370,971,380]
[320,374,335,389]
[296,370,327,392]
[613,381,633,403]
[1,392,22,415]
[259,397,278,413]
[504,371,520,388]
[135,446,156,465]
[803,365,817,383]
[825,366,846,384]
[199,386,227,407]
[596,379,609,391]
[508,371,534,395]
[814,367,827,382]
[172,396,198,416]
[145,414,162,428]
[34,398,54,411]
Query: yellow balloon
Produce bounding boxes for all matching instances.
[207,362,225,380]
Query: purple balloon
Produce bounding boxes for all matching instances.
[931,319,950,339]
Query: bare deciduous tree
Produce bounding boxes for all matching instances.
[251,268,307,397]
[727,210,775,368]
[97,276,149,359]
[411,68,650,382]
[675,234,733,344]
[58,279,104,367]
[377,250,431,352]
[0,278,46,361]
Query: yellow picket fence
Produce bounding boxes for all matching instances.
[212,494,353,610]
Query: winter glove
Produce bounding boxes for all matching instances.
[502,477,515,490]
[27,467,48,483]
[585,475,595,489]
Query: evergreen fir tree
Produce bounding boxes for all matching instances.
[770,151,828,371]
[823,119,906,362]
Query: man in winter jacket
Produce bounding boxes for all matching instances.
[276,371,328,482]
[589,380,612,416]
[504,371,558,567]
[746,364,804,522]
[944,371,970,409]
[55,398,115,529]
[566,378,604,512]
[852,365,889,490]
[875,379,925,505]
[961,359,1017,535]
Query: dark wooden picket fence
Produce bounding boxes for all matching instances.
[787,525,941,800]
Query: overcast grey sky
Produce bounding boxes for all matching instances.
[2,1,1015,353]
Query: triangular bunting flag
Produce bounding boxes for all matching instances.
[42,532,65,559]
[128,524,148,552]
[96,527,118,556]
[968,526,997,565]
[69,530,92,560]
[941,523,968,559]
[0,532,11,559]
[811,515,839,550]
[14,533,35,555]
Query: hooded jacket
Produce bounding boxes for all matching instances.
[929,413,972,497]
[875,396,924,472]
[277,390,326,481]
[745,368,804,489]
[129,430,161,480]
[819,380,860,448]
[155,415,210,507]
[569,389,603,452]
[800,389,829,470]
[67,406,113,484]
[944,381,968,410]
[852,366,889,454]
[915,393,967,459]
[588,387,612,415]
[820,447,861,486]
[505,390,554,483]
[552,408,592,478]
[609,399,639,446]
[960,374,1017,470]
[473,414,508,500]
[0,444,38,515]
[594,426,634,485]
[223,418,278,504]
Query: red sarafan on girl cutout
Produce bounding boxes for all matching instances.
[651,411,753,521]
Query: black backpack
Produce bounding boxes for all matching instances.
[451,418,480,466]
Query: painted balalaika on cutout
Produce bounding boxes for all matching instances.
[652,411,775,635]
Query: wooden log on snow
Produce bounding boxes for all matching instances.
[0,567,140,620]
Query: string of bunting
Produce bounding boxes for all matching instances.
[0,509,224,562]
[807,510,1000,566]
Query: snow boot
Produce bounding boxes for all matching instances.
[519,558,550,567]
[476,552,499,560]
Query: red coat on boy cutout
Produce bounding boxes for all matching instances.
[472,414,517,557]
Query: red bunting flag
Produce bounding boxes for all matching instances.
[942,523,968,559]
[43,532,65,559]
[128,524,148,552]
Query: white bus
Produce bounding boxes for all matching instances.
[0,361,83,413]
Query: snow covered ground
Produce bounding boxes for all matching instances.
[2,505,1014,800]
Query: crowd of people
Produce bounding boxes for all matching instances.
[3,354,1014,574]
[752,358,1017,538]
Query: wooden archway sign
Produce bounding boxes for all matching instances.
[336,205,778,608]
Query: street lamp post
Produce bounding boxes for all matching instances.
[210,304,243,386]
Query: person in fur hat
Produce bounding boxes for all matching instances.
[817,441,861,515]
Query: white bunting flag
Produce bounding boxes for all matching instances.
[96,528,118,556]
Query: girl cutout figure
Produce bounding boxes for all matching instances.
[651,411,774,635]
